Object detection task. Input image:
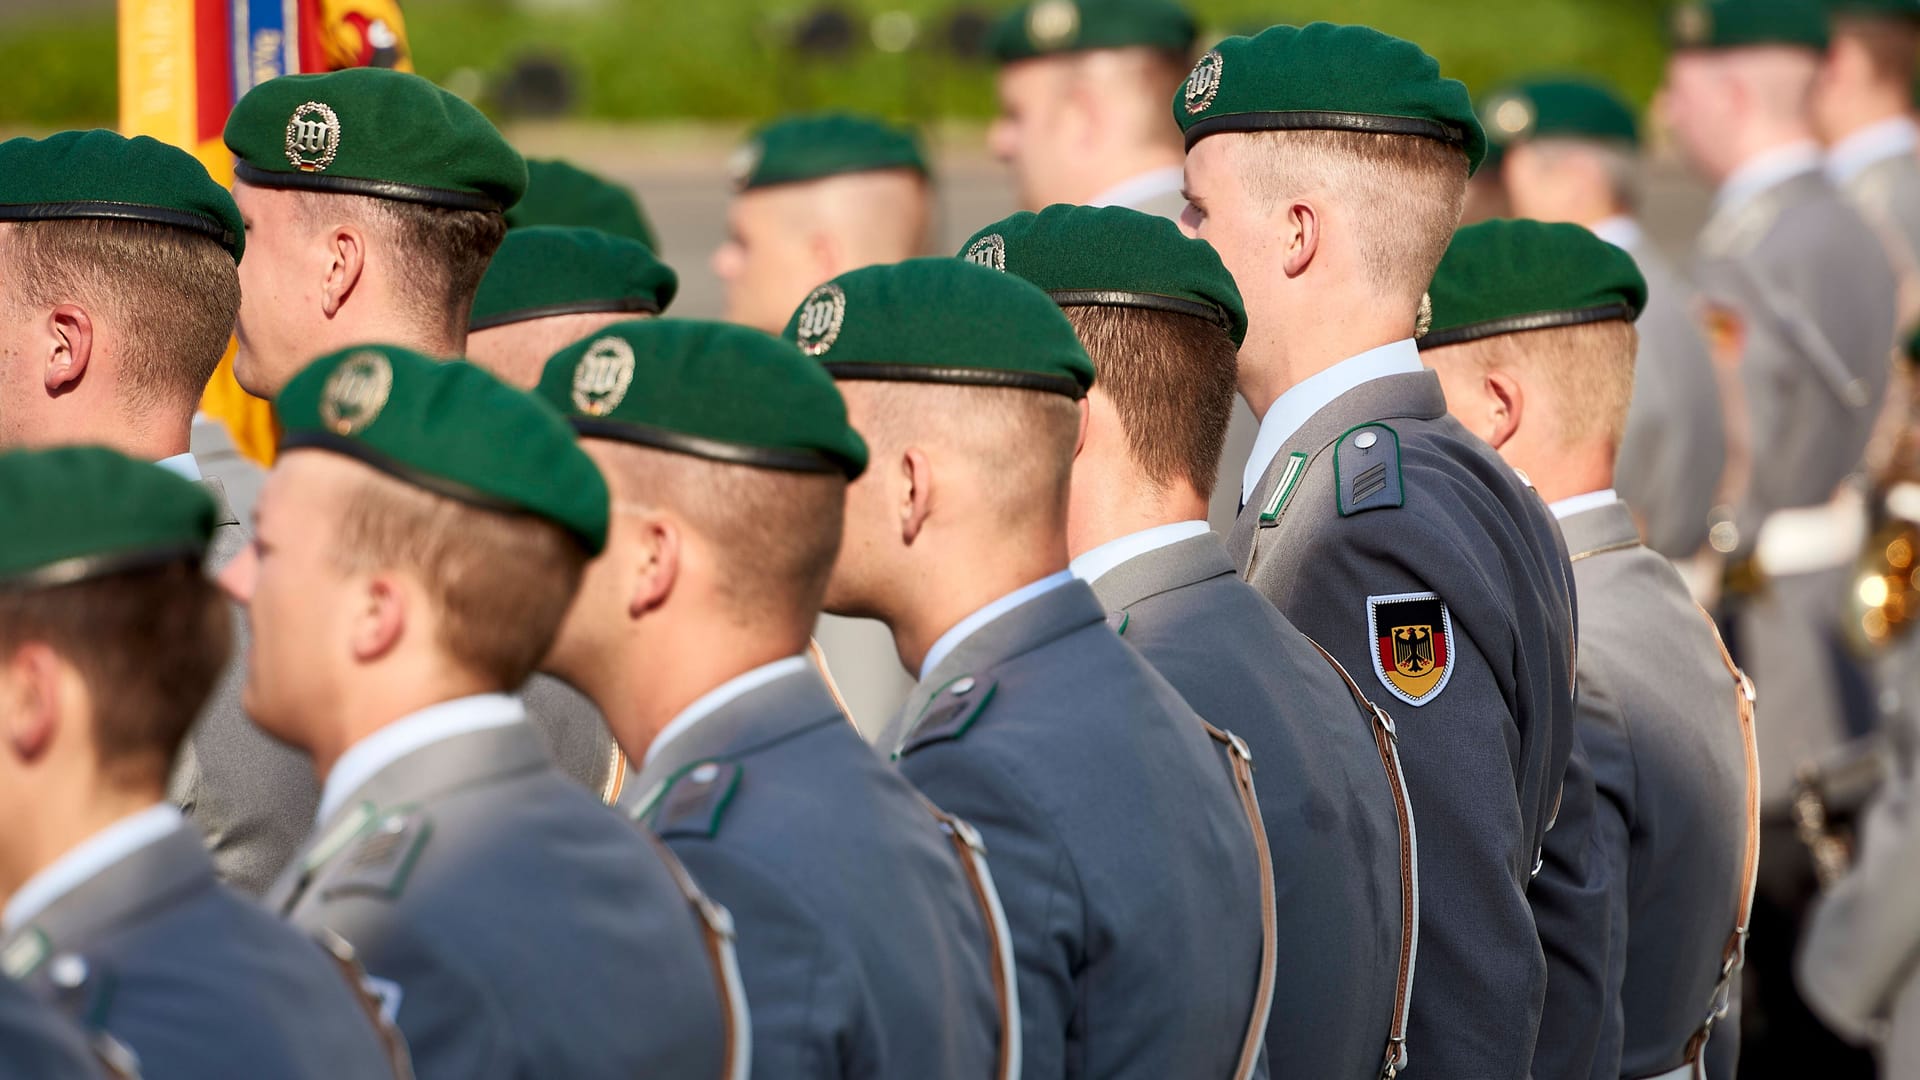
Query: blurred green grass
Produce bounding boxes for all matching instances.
[0,0,1671,128]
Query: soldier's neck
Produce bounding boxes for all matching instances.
[890,530,1070,678]
[601,621,812,762]
[1822,94,1915,146]
[1,779,166,911]
[1066,458,1207,559]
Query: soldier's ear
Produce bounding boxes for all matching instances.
[350,574,409,664]
[1485,369,1523,451]
[0,643,63,765]
[43,303,92,393]
[1281,200,1319,279]
[628,516,681,618]
[319,224,368,319]
[899,447,933,546]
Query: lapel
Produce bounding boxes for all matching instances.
[1229,371,1450,572]
[4,824,216,974]
[1088,532,1236,612]
[1557,499,1643,562]
[882,580,1106,757]
[633,667,844,795]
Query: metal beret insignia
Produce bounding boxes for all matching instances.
[572,336,638,417]
[1672,3,1711,46]
[794,283,848,356]
[285,101,342,173]
[965,234,1007,271]
[1026,0,1080,49]
[1415,293,1433,339]
[319,350,394,435]
[728,140,764,191]
[1483,93,1536,143]
[1185,50,1224,116]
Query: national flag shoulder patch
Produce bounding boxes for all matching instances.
[1367,591,1455,707]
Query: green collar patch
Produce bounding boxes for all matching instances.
[304,801,379,874]
[1105,610,1130,635]
[641,759,744,840]
[1261,451,1312,525]
[1335,424,1404,517]
[899,675,998,759]
[318,809,432,903]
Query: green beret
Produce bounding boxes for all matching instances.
[986,0,1198,62]
[0,446,215,588]
[535,320,868,480]
[277,344,608,553]
[225,68,526,213]
[0,130,243,262]
[1827,0,1920,18]
[732,113,929,192]
[507,159,659,251]
[959,204,1248,346]
[1174,23,1487,176]
[784,257,1095,399]
[471,227,678,332]
[1479,78,1640,152]
[1419,219,1648,351]
[1669,0,1832,51]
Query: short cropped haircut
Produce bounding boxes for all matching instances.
[1063,305,1237,499]
[1440,320,1639,450]
[0,561,231,784]
[3,219,240,412]
[1230,129,1469,302]
[296,192,506,345]
[329,469,586,688]
[1835,14,1919,84]
[852,381,1080,529]
[1525,136,1642,213]
[594,442,847,627]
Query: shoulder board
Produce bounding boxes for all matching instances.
[1105,610,1130,636]
[899,675,999,758]
[1700,191,1786,261]
[27,951,116,1032]
[644,760,744,841]
[317,808,432,904]
[1334,423,1404,517]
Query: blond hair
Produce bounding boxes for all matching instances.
[1443,320,1639,450]
[852,381,1080,530]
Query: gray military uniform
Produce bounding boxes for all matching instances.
[0,973,109,1079]
[1837,142,1920,318]
[270,715,740,1080]
[632,664,1004,1079]
[1231,367,1578,1079]
[879,579,1270,1080]
[1086,531,1411,1079]
[1553,499,1755,1078]
[1,820,393,1079]
[1610,232,1725,558]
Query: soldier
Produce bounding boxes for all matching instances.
[0,447,398,1079]
[713,113,931,336]
[961,202,1415,1078]
[795,257,1273,1079]
[467,226,677,389]
[1424,219,1762,1079]
[1175,24,1580,1077]
[533,319,1014,1079]
[986,0,1255,532]
[0,130,309,896]
[507,157,660,251]
[1481,77,1727,560]
[223,67,622,803]
[220,346,745,1079]
[1663,3,1900,1069]
[0,975,111,1079]
[1814,0,1920,319]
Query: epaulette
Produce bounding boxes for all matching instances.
[1335,423,1404,517]
[317,807,432,903]
[642,760,744,841]
[900,675,998,757]
[1699,190,1785,261]
[33,951,115,1032]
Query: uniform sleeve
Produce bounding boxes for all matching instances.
[1576,679,1638,1080]
[1798,767,1920,1040]
[1528,730,1621,1080]
[1278,513,1549,1073]
[902,742,1083,1080]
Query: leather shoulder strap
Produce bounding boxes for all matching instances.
[1200,720,1280,1080]
[311,928,416,1080]
[915,795,1024,1080]
[650,836,754,1080]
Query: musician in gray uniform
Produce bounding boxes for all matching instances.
[1815,0,1920,318]
[0,975,110,1080]
[533,319,1012,1079]
[0,447,398,1079]
[1664,4,1901,1069]
[1176,25,1580,1077]
[1481,77,1727,559]
[958,203,1414,1079]
[223,347,744,1079]
[1425,220,1762,1080]
[800,258,1274,1079]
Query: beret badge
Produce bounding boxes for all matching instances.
[284,101,342,173]
[1026,0,1081,49]
[320,350,394,435]
[1483,94,1536,142]
[1672,3,1712,46]
[965,234,1007,271]
[794,284,848,357]
[572,336,638,417]
[1184,50,1224,116]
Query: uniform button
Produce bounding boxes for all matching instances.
[48,955,87,990]
[1354,431,1378,450]
[950,676,976,695]
[690,763,720,784]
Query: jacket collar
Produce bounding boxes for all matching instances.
[4,823,216,967]
[635,665,844,792]
[1558,498,1643,561]
[1087,532,1237,612]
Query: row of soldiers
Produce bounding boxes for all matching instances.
[1,0,1917,1077]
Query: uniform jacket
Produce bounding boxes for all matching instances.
[1530,730,1614,1080]
[0,971,109,1079]
[632,665,1004,1080]
[883,580,1270,1080]
[1612,236,1725,558]
[1230,368,1579,1080]
[1554,499,1752,1078]
[271,719,738,1080]
[1841,149,1920,321]
[1,821,393,1079]
[1087,531,1409,1079]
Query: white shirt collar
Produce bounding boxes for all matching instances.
[920,570,1076,681]
[317,693,523,825]
[1242,338,1423,505]
[1547,488,1621,522]
[644,655,812,767]
[1070,520,1210,586]
[1087,165,1187,210]
[1587,215,1645,252]
[3,804,181,934]
[1827,116,1919,186]
[155,452,202,481]
[1715,140,1824,214]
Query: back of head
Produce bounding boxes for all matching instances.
[1479,78,1644,221]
